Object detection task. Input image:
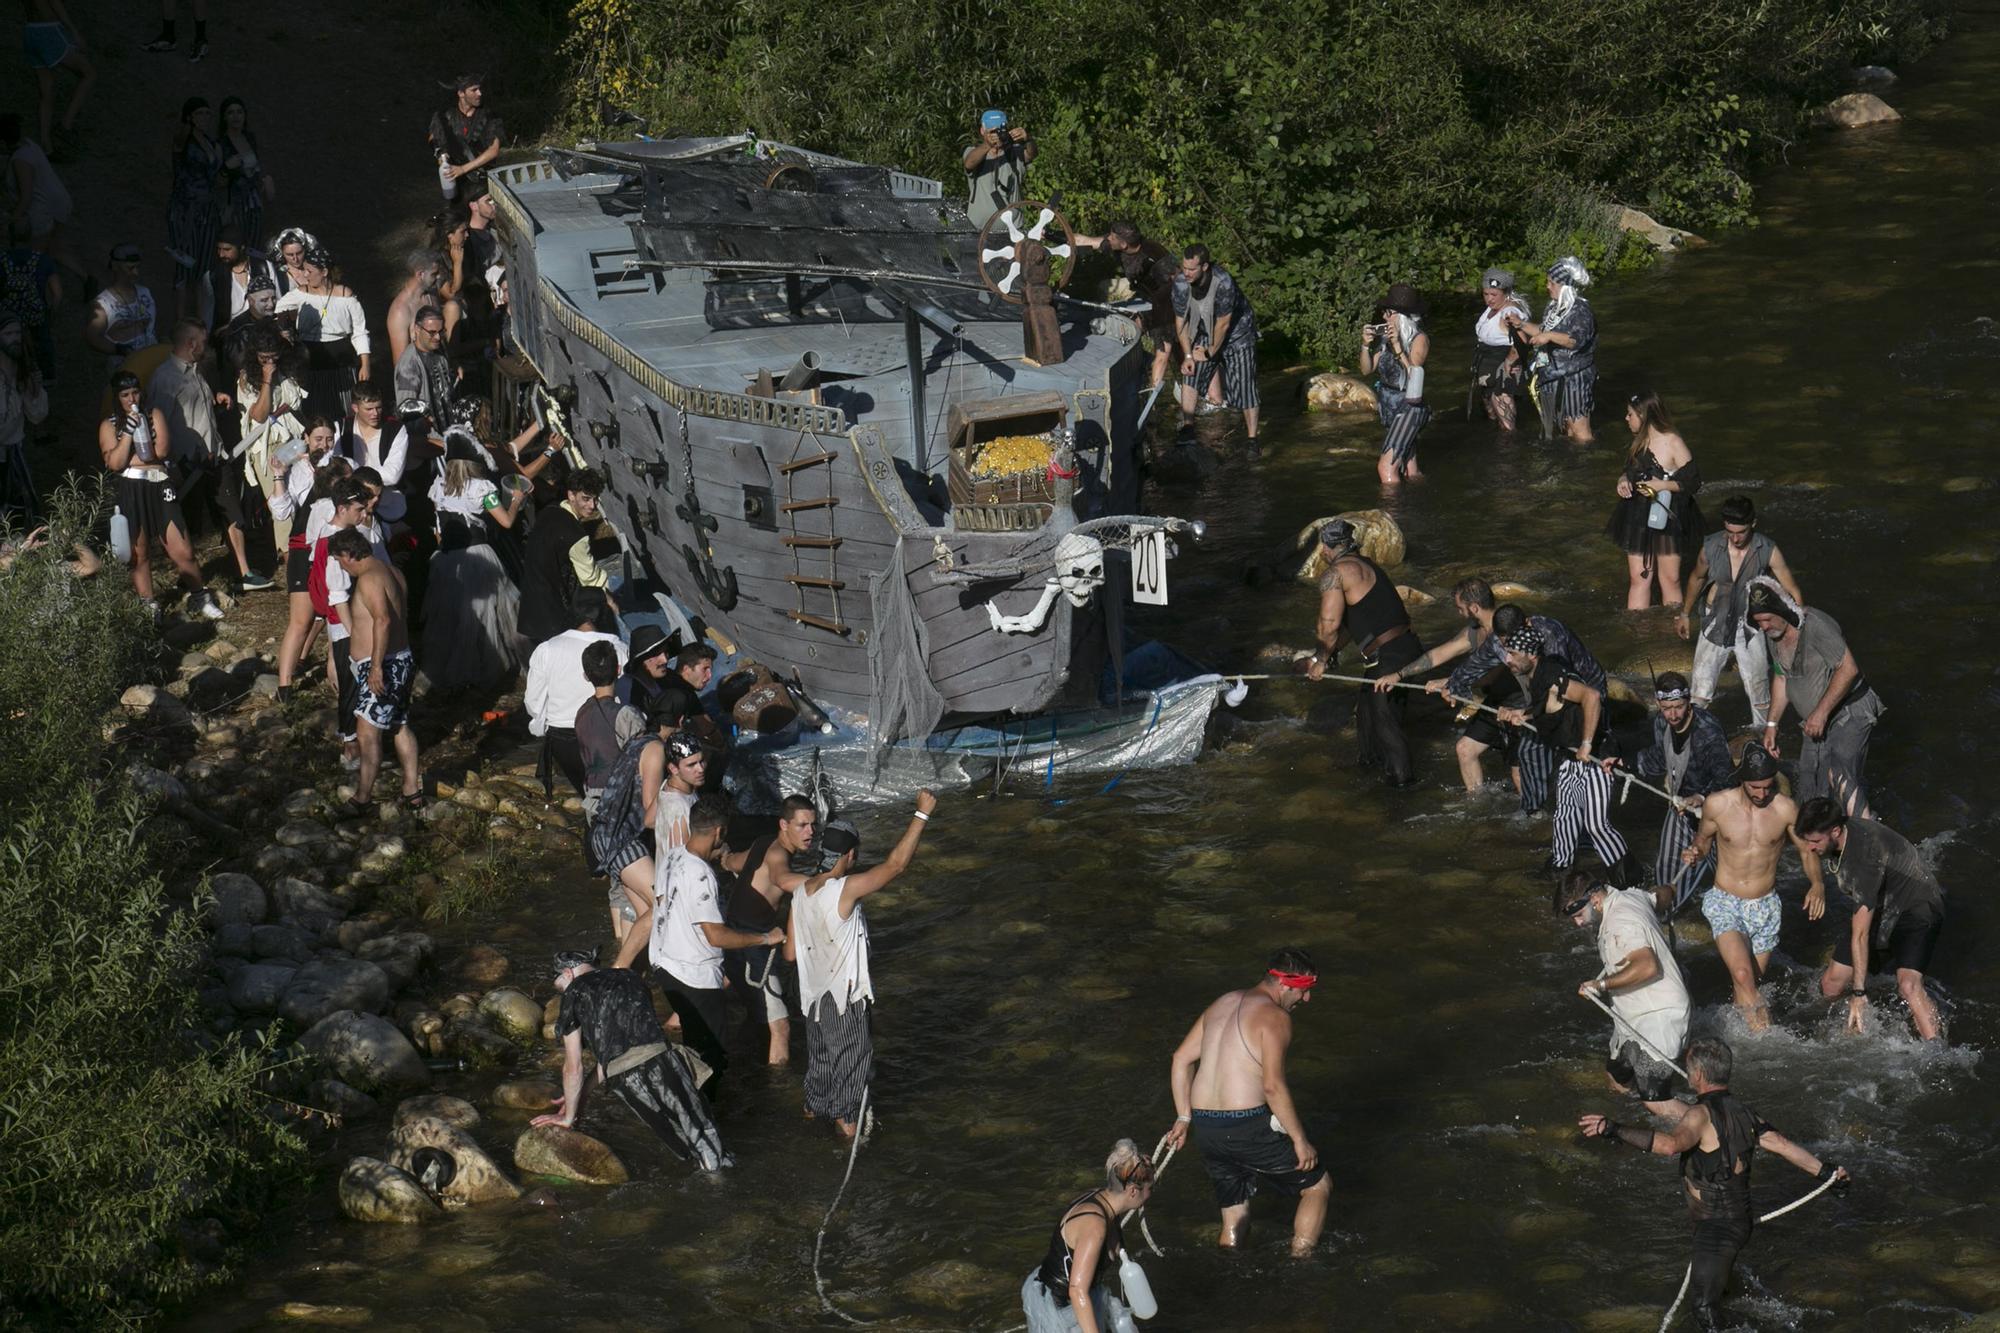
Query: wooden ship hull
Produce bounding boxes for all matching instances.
[489,137,1194,740]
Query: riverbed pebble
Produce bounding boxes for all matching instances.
[206,872,268,928]
[305,1077,379,1122]
[301,1010,431,1095]
[394,1094,480,1131]
[456,944,510,986]
[479,988,544,1041]
[390,1113,521,1205]
[336,1157,440,1225]
[513,1124,629,1186]
[280,957,393,1029]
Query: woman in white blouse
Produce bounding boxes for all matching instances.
[269,416,343,698]
[275,244,370,419]
[424,427,526,688]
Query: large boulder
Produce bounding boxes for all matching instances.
[492,1079,560,1112]
[206,873,267,929]
[1817,92,1900,128]
[478,988,544,1042]
[337,1156,441,1224]
[389,1114,520,1205]
[393,1094,481,1132]
[226,963,298,1015]
[1609,204,1702,251]
[300,1010,430,1095]
[279,958,392,1029]
[1293,510,1407,580]
[513,1124,630,1186]
[357,932,433,992]
[269,875,343,932]
[1302,372,1377,413]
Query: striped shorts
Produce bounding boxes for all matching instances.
[1379,400,1431,466]
[1541,370,1595,424]
[1182,339,1260,410]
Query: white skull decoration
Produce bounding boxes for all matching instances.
[1052,532,1106,608]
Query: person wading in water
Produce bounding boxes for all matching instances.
[1682,746,1826,1032]
[1305,518,1422,787]
[1579,1038,1848,1331]
[1162,949,1331,1257]
[1019,1139,1157,1333]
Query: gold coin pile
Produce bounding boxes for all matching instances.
[970,433,1054,478]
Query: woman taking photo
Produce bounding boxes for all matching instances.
[1359,282,1431,485]
[1020,1139,1156,1333]
[424,427,526,688]
[98,369,217,620]
[276,244,370,418]
[1470,267,1529,431]
[1606,389,1704,610]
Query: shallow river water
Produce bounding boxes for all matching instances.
[185,20,2000,1333]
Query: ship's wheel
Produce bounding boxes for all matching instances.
[976,200,1076,306]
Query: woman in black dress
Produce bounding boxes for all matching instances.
[1606,389,1703,610]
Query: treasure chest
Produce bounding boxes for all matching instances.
[946,392,1072,533]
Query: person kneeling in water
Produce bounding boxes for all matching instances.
[1162,948,1331,1257]
[1020,1139,1157,1333]
[535,948,732,1170]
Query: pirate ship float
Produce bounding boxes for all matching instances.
[488,134,1219,801]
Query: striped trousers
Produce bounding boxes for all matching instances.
[1656,806,1715,912]
[1552,760,1628,869]
[1379,402,1430,468]
[1181,340,1260,410]
[1518,735,1555,813]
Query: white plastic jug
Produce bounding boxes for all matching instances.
[1117,1250,1157,1320]
[438,154,458,200]
[110,505,133,565]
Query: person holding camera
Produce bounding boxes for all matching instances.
[1359,283,1431,485]
[963,109,1036,229]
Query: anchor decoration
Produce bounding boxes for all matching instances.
[985,533,1105,634]
[976,199,1075,367]
[671,408,739,611]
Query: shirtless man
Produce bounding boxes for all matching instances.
[719,794,818,1064]
[1681,747,1824,1030]
[1304,519,1422,786]
[329,526,421,810]
[1162,949,1330,1256]
[385,248,445,365]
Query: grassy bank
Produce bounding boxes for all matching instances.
[553,0,1946,357]
[0,490,305,1329]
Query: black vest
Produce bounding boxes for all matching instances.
[519,503,588,643]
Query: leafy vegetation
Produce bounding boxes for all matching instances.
[0,488,303,1328]
[553,0,1946,358]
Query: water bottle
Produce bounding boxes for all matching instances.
[1116,1251,1157,1320]
[110,505,133,564]
[438,153,458,200]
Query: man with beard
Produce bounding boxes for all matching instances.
[1074,219,1177,389]
[196,227,281,335]
[1681,746,1827,1031]
[1796,800,1947,1042]
[1171,244,1260,454]
[1305,518,1422,786]
[1676,495,1804,729]
[1494,626,1632,881]
[1557,868,1687,1119]
[1747,576,1881,818]
[1609,671,1735,912]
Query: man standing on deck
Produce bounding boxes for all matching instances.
[962,109,1034,230]
[785,791,938,1138]
[1579,1039,1847,1330]
[720,794,819,1066]
[1494,627,1632,881]
[1408,601,1605,811]
[1609,671,1735,912]
[537,948,731,1171]
[1796,799,1947,1042]
[1305,518,1421,786]
[1677,496,1804,730]
[1161,948,1331,1257]
[1558,868,1687,1119]
[1747,577,1881,819]
[1680,747,1826,1031]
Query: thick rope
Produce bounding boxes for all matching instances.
[813,1085,877,1326]
[1119,1132,1178,1257]
[1582,988,1691,1081]
[1655,1171,1844,1331]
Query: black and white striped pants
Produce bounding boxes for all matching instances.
[1552,759,1628,869]
[1181,339,1260,410]
[1379,401,1430,467]
[1518,735,1555,813]
[1539,369,1595,425]
[1656,806,1715,911]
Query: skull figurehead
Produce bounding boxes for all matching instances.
[1051,532,1105,609]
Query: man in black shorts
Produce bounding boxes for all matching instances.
[535,949,731,1171]
[1307,519,1422,786]
[1796,799,1946,1041]
[1161,948,1330,1256]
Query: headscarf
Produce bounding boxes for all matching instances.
[270,226,320,258]
[1317,518,1358,552]
[1545,255,1591,327]
[1503,627,1542,656]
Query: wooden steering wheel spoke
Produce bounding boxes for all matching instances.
[976,199,1076,306]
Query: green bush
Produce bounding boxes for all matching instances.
[552,0,1947,360]
[0,488,304,1328]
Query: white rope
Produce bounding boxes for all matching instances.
[1655,1171,1844,1331]
[1119,1132,1178,1257]
[813,1085,877,1326]
[1582,988,1691,1081]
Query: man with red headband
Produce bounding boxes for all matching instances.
[1162,948,1330,1257]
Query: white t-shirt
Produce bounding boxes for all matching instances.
[654,786,695,854]
[651,847,725,990]
[793,875,874,1020]
[1597,888,1690,1059]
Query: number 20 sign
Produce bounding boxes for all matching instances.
[1130,529,1169,606]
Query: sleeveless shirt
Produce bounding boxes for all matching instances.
[1035,1191,1122,1306]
